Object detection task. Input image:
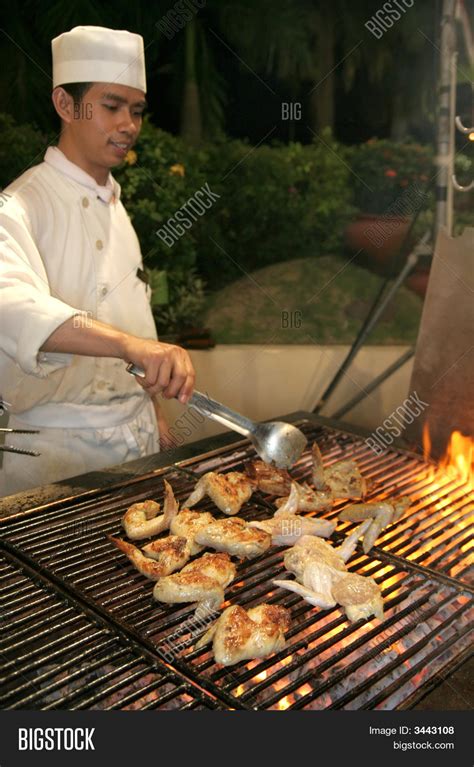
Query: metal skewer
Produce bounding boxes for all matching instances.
[0,428,40,434]
[0,445,41,456]
[0,428,41,456]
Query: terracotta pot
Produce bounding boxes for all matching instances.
[345,213,412,275]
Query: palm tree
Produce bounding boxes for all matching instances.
[216,0,444,138]
[217,0,355,133]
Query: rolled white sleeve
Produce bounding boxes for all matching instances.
[0,206,78,377]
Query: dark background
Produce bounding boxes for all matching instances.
[1,0,471,146]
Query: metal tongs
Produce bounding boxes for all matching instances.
[0,428,41,456]
[126,363,307,468]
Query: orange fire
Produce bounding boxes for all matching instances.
[422,425,473,490]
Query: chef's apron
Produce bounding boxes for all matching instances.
[0,397,160,497]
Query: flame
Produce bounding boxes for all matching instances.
[277,695,291,710]
[439,431,473,487]
[246,660,268,682]
[422,425,473,490]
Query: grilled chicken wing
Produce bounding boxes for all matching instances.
[170,509,215,555]
[324,459,367,500]
[332,573,384,621]
[339,501,393,522]
[244,460,291,495]
[184,471,254,515]
[274,481,333,515]
[122,480,178,540]
[142,536,191,571]
[248,514,336,545]
[274,521,383,622]
[340,496,411,553]
[194,517,271,559]
[311,443,367,500]
[153,552,236,611]
[311,443,326,490]
[195,603,291,666]
[283,535,348,579]
[109,534,190,580]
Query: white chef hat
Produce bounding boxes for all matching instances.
[52,26,146,93]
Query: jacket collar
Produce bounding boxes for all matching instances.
[44,146,121,204]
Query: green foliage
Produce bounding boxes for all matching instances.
[116,120,355,292]
[0,113,51,188]
[348,139,434,214]
[114,117,207,274]
[153,269,206,336]
[198,129,355,288]
[0,113,366,329]
[3,112,449,340]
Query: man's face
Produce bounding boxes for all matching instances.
[62,82,146,173]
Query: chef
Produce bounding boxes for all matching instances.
[0,26,195,496]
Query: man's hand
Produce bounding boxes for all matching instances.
[40,316,195,404]
[121,337,195,403]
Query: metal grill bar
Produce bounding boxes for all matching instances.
[292,593,471,710]
[187,557,471,709]
[0,417,472,710]
[0,551,221,710]
[209,565,431,690]
[335,620,472,710]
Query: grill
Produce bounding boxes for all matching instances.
[0,549,221,710]
[0,415,472,710]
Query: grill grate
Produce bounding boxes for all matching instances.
[0,418,472,710]
[0,550,222,710]
[182,553,472,710]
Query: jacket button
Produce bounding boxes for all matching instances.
[96,239,104,250]
[82,197,89,208]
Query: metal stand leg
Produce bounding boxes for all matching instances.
[313,230,431,415]
[330,348,415,420]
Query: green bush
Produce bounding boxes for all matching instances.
[348,139,434,214]
[197,130,355,288]
[116,121,356,301]
[0,113,51,188]
[114,117,208,278]
[152,268,206,336]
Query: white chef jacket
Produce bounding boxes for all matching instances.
[0,147,160,495]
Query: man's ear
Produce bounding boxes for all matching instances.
[51,87,75,124]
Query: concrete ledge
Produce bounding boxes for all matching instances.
[159,344,414,445]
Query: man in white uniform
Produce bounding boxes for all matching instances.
[0,26,195,496]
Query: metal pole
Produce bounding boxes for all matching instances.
[313,230,430,414]
[447,50,458,235]
[435,0,458,235]
[330,348,415,420]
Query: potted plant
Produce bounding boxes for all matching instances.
[345,139,433,275]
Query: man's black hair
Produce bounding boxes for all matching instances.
[60,82,92,104]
